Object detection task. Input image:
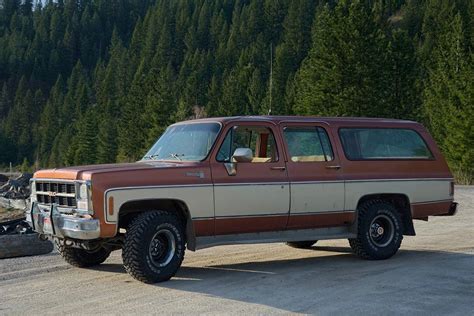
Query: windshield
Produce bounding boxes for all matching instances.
[142,123,221,162]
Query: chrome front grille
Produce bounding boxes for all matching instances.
[35,181,77,208]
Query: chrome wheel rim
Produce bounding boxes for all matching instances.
[369,214,395,247]
[149,229,176,267]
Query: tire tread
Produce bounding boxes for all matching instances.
[122,210,185,283]
[349,199,403,260]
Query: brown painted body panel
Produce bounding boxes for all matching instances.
[286,211,356,229]
[411,200,453,219]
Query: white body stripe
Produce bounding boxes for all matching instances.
[345,179,452,210]
[104,185,213,223]
[103,178,452,224]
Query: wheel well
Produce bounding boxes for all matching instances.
[357,194,416,236]
[118,199,197,250]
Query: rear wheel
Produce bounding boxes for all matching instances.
[286,240,318,249]
[57,244,111,267]
[349,200,403,260]
[122,210,185,283]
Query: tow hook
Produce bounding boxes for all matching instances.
[38,234,49,241]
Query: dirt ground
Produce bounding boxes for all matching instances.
[0,186,473,314]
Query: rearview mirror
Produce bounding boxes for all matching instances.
[232,148,253,163]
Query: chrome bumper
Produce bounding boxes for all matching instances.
[26,202,100,240]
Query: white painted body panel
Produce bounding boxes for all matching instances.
[290,182,345,213]
[104,185,214,223]
[213,183,290,217]
[344,179,452,210]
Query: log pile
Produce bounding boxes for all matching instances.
[0,173,32,199]
[0,173,31,210]
[0,173,53,259]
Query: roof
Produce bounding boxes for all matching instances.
[180,115,419,126]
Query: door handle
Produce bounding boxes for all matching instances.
[325,165,341,170]
[270,166,286,171]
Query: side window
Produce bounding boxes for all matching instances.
[339,128,434,160]
[216,126,278,163]
[283,127,334,162]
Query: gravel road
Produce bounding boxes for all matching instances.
[1,187,473,315]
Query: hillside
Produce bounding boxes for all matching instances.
[0,0,472,183]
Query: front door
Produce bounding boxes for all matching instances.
[210,122,290,235]
[280,122,349,229]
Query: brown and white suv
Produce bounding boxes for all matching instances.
[27,116,458,283]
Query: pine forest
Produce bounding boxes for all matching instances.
[0,0,472,183]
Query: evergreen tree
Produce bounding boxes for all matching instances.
[0,82,10,117]
[74,109,98,165]
[96,112,118,164]
[143,63,175,149]
[0,0,471,183]
[423,10,474,183]
[293,1,389,117]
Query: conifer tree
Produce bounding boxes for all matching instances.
[0,82,10,118]
[423,10,474,183]
[74,109,98,165]
[0,0,472,182]
[293,1,388,117]
[96,112,118,164]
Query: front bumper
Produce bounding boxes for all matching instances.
[26,202,100,240]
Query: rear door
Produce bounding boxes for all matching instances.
[280,122,347,229]
[211,122,290,235]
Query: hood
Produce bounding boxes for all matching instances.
[33,161,200,181]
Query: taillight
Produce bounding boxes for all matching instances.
[449,181,454,196]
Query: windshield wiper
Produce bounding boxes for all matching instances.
[169,153,183,161]
[142,154,160,160]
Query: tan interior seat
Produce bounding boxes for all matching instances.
[251,157,272,163]
[291,155,326,162]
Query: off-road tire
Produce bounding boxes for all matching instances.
[286,240,318,249]
[122,210,185,283]
[57,244,111,267]
[349,200,403,260]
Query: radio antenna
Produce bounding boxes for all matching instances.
[268,42,273,115]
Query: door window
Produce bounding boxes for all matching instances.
[217,126,278,163]
[283,127,334,162]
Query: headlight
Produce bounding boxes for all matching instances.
[78,183,88,200]
[76,181,93,215]
[30,179,37,202]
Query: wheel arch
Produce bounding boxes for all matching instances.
[118,198,197,251]
[356,193,416,236]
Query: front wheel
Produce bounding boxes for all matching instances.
[349,200,403,260]
[57,244,111,267]
[122,210,186,283]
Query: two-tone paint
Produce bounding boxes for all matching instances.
[33,116,456,249]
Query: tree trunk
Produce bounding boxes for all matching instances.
[0,234,53,259]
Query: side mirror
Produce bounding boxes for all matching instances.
[232,148,253,163]
[224,148,253,176]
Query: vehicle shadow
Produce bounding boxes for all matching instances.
[94,245,474,313]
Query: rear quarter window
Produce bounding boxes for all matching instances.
[339,128,434,160]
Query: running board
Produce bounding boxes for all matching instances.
[194,226,356,250]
